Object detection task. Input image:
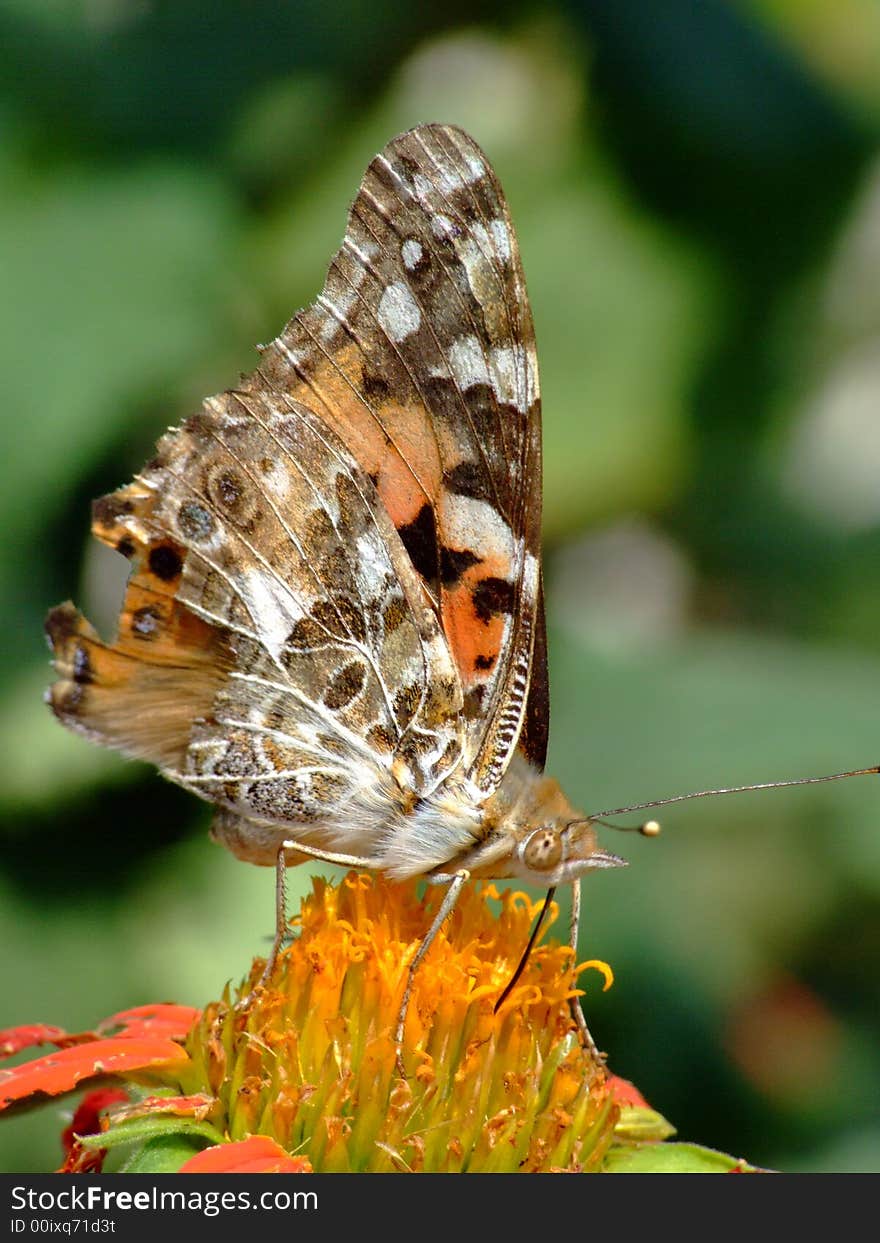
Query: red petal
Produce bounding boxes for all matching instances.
[607,1074,651,1109]
[180,1137,313,1174]
[97,1005,200,1042]
[61,1087,130,1153]
[0,1037,189,1110]
[0,1025,74,1058]
[1,1004,199,1064]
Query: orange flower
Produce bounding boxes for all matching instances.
[2,873,747,1172]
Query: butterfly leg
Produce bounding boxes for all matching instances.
[568,878,605,1067]
[394,869,470,1076]
[237,845,289,1008]
[261,844,290,988]
[238,839,382,1009]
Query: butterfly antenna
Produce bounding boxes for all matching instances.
[586,765,880,824]
[591,817,662,835]
[494,887,557,1014]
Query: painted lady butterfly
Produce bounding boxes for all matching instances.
[44,123,632,1046]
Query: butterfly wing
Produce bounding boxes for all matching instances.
[47,386,465,858]
[258,124,548,789]
[46,124,547,870]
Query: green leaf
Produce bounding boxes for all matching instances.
[615,1105,677,1143]
[80,1118,223,1163]
[119,1135,209,1174]
[603,1142,762,1173]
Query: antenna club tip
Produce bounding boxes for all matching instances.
[640,820,662,837]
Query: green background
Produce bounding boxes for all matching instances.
[2,0,880,1173]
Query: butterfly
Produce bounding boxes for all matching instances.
[44,123,634,1051]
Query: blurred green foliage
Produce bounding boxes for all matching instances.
[2,0,880,1173]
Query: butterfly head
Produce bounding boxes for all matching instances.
[511,819,627,887]
[441,762,629,885]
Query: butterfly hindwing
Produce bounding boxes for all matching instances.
[48,386,464,847]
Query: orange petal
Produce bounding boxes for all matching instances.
[0,1024,72,1058]
[579,959,614,991]
[180,1137,313,1174]
[0,1037,189,1110]
[607,1074,651,1108]
[98,1005,201,1042]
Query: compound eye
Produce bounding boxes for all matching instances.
[522,827,563,872]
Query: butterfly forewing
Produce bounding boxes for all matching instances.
[259,123,547,791]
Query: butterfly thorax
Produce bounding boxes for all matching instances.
[207,746,621,887]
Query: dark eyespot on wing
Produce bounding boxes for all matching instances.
[361,368,391,401]
[397,502,438,588]
[215,471,243,508]
[148,544,184,582]
[442,461,498,509]
[178,502,215,542]
[472,577,515,623]
[440,546,481,585]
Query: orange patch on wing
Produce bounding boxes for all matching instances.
[46,537,228,771]
[442,579,507,689]
[374,420,440,529]
[113,579,218,668]
[439,536,517,687]
[285,344,442,528]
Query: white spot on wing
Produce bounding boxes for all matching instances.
[413,172,434,201]
[440,493,514,563]
[355,531,390,583]
[489,344,529,409]
[453,234,495,300]
[431,215,458,243]
[260,459,291,501]
[402,238,423,270]
[241,568,304,659]
[426,154,464,196]
[465,153,486,183]
[468,222,492,261]
[489,219,511,264]
[377,281,421,342]
[522,548,539,597]
[448,334,490,390]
